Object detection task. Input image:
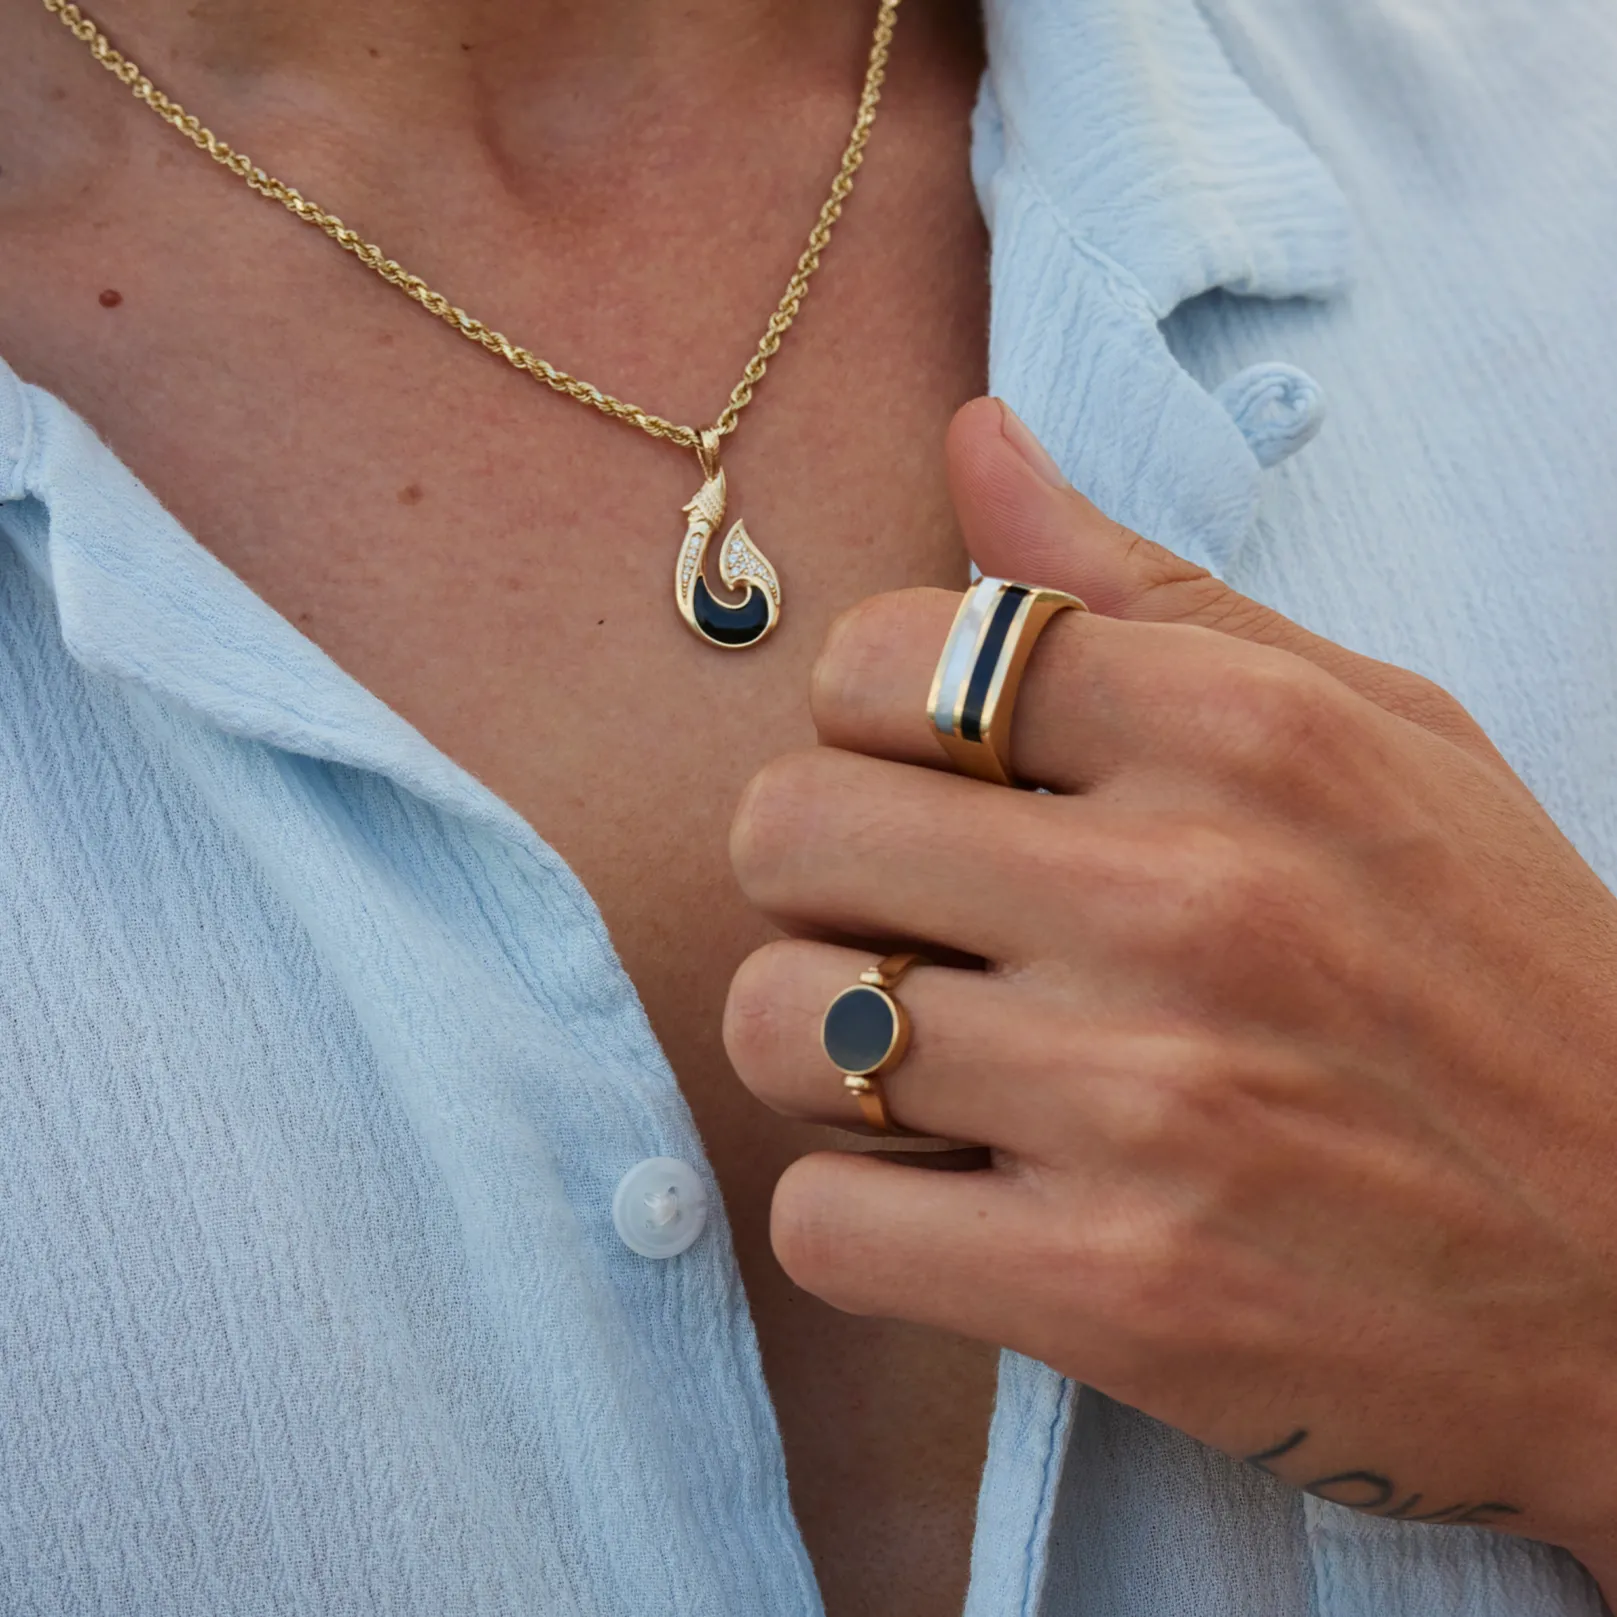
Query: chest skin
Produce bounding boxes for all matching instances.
[0,6,996,1613]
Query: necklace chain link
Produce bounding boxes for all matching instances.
[42,0,900,452]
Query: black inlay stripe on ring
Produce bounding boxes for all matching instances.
[959,585,1029,743]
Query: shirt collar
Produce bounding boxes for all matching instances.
[974,0,1352,583]
[981,0,1354,318]
[0,369,530,842]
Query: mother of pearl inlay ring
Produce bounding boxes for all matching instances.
[927,576,1087,788]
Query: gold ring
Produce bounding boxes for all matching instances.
[820,953,919,1133]
[927,576,1086,787]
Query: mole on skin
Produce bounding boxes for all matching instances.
[98,289,122,308]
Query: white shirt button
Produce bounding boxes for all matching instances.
[612,1157,709,1259]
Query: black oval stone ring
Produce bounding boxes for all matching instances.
[820,953,921,1133]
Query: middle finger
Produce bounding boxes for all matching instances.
[731,743,1072,963]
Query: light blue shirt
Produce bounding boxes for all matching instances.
[3,1,1614,1612]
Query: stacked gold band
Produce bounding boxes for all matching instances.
[927,577,1085,787]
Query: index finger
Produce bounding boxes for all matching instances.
[811,585,1295,793]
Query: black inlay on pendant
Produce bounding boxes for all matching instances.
[693,576,772,647]
[960,585,1029,742]
[822,985,899,1075]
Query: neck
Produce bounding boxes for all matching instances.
[66,0,923,189]
[120,0,884,100]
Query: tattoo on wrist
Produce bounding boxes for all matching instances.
[1243,1430,1522,1526]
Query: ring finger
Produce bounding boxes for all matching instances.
[727,937,1096,1154]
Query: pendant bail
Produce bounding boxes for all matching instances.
[697,427,722,481]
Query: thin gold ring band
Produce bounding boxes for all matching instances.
[927,576,1086,787]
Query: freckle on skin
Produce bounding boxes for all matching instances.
[397,483,424,506]
[98,289,123,308]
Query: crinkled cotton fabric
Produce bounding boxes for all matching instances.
[2,1,1614,1613]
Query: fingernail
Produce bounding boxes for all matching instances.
[996,399,1070,490]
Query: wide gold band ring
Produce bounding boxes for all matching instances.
[821,953,920,1133]
[927,576,1086,787]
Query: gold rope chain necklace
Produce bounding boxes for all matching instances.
[42,0,903,650]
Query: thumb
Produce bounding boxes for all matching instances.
[947,396,1494,755]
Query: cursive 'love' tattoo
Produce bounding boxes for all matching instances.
[1243,1430,1523,1526]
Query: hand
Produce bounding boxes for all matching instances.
[724,397,1617,1582]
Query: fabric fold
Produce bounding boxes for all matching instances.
[976,0,1353,578]
[1,371,528,845]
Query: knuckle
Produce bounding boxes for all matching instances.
[1185,833,1296,931]
[729,749,834,889]
[722,941,806,1076]
[1139,822,1297,936]
[1406,679,1468,736]
[811,588,952,739]
[1371,665,1488,749]
[1107,822,1330,978]
[1195,656,1345,775]
[1079,1205,1206,1342]
[1099,1037,1230,1154]
[1014,809,1170,905]
[812,593,895,725]
[1019,818,1274,947]
[1062,816,1325,970]
[1121,529,1214,599]
[769,1161,875,1313]
[1100,1034,1304,1160]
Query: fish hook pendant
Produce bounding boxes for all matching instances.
[674,428,782,649]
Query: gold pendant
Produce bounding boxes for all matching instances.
[674,429,781,649]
